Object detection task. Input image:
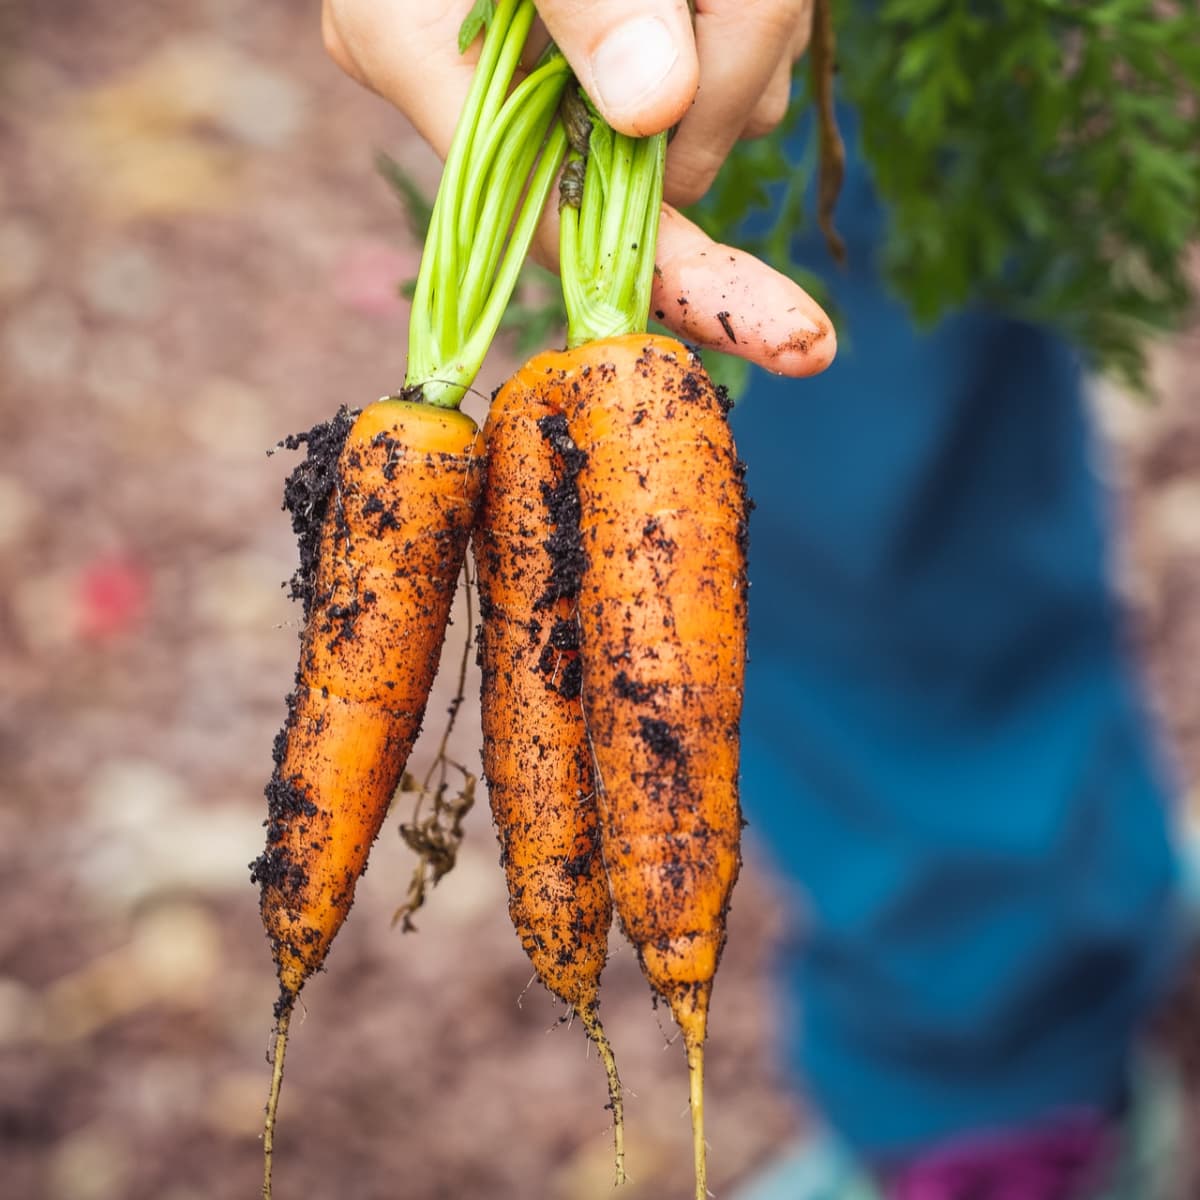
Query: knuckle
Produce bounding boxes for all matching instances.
[321,1,356,76]
[743,85,790,139]
[665,152,724,208]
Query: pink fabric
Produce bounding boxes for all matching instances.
[882,1113,1118,1200]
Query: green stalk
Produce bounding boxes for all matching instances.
[403,2,568,408]
[618,134,666,317]
[455,120,570,385]
[559,84,667,347]
[431,0,530,349]
[408,0,517,373]
[459,58,571,304]
[457,56,569,251]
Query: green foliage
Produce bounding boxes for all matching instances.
[457,0,497,53]
[694,1,1200,390]
[810,0,1197,390]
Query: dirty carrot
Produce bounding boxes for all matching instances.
[556,83,748,1200]
[253,401,485,997]
[473,386,626,1182]
[255,399,484,1188]
[252,4,569,1195]
[498,333,747,1200]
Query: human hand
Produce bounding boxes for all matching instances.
[322,0,835,375]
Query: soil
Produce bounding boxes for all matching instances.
[1,3,1198,1200]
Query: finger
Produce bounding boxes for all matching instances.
[790,0,816,58]
[534,0,699,137]
[322,0,475,156]
[664,0,809,207]
[529,205,834,377]
[652,206,836,376]
[740,56,793,140]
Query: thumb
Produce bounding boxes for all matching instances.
[535,0,699,137]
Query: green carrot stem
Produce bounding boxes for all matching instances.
[457,56,569,251]
[579,120,611,280]
[597,131,637,276]
[559,84,668,347]
[404,0,565,408]
[458,57,571,298]
[624,132,662,319]
[409,0,519,368]
[449,120,570,400]
[433,0,531,342]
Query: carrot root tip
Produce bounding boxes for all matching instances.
[262,1003,293,1200]
[685,1032,707,1200]
[579,1006,627,1187]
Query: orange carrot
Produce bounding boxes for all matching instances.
[252,399,483,1192]
[473,386,626,1181]
[495,332,747,1198]
[254,400,484,998]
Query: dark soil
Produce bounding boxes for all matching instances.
[278,406,355,618]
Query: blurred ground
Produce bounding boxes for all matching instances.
[0,2,1197,1199]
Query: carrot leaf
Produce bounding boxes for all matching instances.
[458,0,497,53]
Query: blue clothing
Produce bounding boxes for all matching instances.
[729,117,1183,1158]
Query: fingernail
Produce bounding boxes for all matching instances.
[591,16,680,122]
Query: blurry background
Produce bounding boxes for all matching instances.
[0,2,1198,1198]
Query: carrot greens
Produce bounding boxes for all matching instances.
[404,0,568,407]
[558,87,667,347]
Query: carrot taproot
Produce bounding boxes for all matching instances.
[472,387,626,1182]
[495,332,748,1199]
[253,399,484,1194]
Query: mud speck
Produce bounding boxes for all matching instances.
[279,406,356,619]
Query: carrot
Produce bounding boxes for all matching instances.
[253,400,484,997]
[253,4,570,1195]
[550,84,749,1199]
[497,332,747,1198]
[473,387,626,1182]
[253,400,484,1186]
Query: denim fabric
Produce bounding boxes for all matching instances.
[728,109,1183,1155]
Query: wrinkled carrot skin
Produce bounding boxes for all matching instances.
[499,334,747,1049]
[475,381,628,1182]
[473,388,612,1005]
[254,400,485,999]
